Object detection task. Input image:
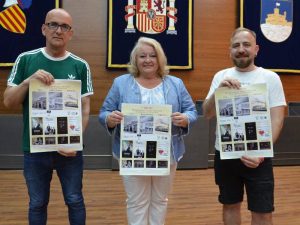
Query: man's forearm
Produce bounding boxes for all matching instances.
[81,96,91,133]
[202,94,216,119]
[271,106,285,143]
[3,81,30,108]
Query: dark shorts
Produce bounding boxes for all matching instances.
[214,151,274,213]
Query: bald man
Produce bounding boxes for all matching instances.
[4,9,93,225]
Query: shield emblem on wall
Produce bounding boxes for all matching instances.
[136,0,167,34]
[110,0,193,69]
[260,0,293,43]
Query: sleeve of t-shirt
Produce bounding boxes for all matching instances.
[80,61,93,97]
[7,54,26,86]
[268,74,286,108]
[205,71,223,99]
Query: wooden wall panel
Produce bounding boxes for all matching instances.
[0,0,299,115]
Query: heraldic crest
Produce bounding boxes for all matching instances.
[124,0,178,34]
[0,0,32,34]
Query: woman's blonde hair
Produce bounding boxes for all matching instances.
[128,37,169,78]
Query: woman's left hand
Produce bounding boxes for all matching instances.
[172,112,188,128]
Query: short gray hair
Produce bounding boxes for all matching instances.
[231,27,257,42]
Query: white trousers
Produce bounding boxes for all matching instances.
[122,164,177,225]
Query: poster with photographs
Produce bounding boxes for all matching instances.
[120,103,172,176]
[29,79,82,153]
[215,83,273,159]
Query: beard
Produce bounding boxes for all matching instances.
[232,57,253,69]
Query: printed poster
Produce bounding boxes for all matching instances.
[120,103,172,175]
[215,83,273,159]
[29,79,82,153]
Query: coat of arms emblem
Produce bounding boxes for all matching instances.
[124,0,178,35]
[0,0,32,34]
[260,0,293,43]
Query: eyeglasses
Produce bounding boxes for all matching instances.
[45,22,72,32]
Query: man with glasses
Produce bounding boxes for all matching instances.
[45,21,72,32]
[3,8,93,225]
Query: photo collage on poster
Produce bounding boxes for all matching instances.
[120,104,172,176]
[215,84,273,159]
[29,79,82,153]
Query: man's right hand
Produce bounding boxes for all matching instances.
[24,69,55,86]
[4,69,55,109]
[219,78,241,89]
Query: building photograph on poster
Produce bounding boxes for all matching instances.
[123,115,138,133]
[140,116,154,134]
[64,92,79,108]
[234,96,250,116]
[251,95,267,112]
[32,92,47,110]
[218,99,234,117]
[154,116,170,133]
[49,92,63,110]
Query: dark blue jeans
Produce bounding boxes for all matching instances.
[23,151,86,225]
